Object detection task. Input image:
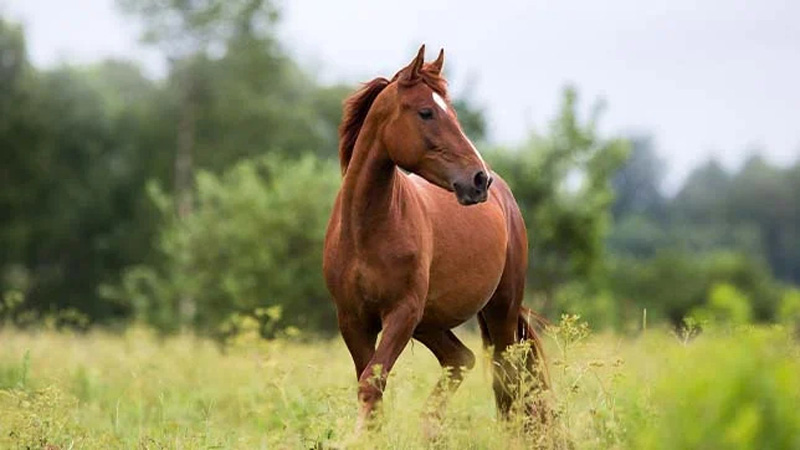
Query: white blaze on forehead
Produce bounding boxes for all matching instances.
[432,92,448,112]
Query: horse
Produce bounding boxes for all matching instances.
[323,45,548,434]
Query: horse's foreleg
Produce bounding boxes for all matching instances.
[414,329,475,439]
[356,303,421,431]
[338,311,379,379]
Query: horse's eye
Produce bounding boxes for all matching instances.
[418,108,434,120]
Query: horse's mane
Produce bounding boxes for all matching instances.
[338,77,390,175]
[338,66,448,176]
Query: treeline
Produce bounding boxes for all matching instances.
[0,4,349,327]
[605,138,800,327]
[1,2,798,336]
[488,98,800,330]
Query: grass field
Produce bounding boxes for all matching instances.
[1,317,799,449]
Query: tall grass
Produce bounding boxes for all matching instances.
[1,319,799,449]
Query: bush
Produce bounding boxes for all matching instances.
[105,155,340,336]
[608,251,783,327]
[690,282,753,326]
[779,288,800,335]
[551,282,626,330]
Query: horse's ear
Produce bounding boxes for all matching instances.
[401,44,426,82]
[430,48,445,75]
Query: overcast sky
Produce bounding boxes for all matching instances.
[5,0,800,189]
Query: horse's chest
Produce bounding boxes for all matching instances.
[327,239,420,305]
[324,207,428,308]
[353,248,419,299]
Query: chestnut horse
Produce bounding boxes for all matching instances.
[323,45,547,432]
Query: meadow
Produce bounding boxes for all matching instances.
[1,317,799,449]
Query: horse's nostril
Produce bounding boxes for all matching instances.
[474,171,488,190]
[487,176,494,189]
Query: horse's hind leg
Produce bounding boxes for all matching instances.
[414,329,475,438]
[479,298,548,424]
[478,218,547,424]
[480,302,521,416]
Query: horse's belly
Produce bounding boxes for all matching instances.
[420,207,508,329]
[420,276,502,329]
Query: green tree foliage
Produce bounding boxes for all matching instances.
[690,282,753,326]
[116,0,340,166]
[607,136,670,259]
[611,135,665,221]
[116,0,279,54]
[779,288,800,334]
[609,134,800,329]
[609,251,782,326]
[488,86,629,312]
[0,18,35,270]
[672,160,730,221]
[1,19,168,320]
[105,156,340,334]
[727,156,799,283]
[647,156,799,283]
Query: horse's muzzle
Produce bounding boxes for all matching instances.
[453,170,492,205]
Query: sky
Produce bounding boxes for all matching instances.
[4,0,800,190]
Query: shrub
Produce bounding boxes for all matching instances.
[690,282,753,326]
[608,251,783,328]
[105,155,340,336]
[779,288,800,335]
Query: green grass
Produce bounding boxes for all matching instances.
[1,320,799,449]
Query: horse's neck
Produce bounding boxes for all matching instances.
[340,135,403,249]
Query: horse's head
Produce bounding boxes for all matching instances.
[376,45,492,205]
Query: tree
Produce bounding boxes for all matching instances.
[611,135,665,220]
[727,156,798,283]
[609,250,782,325]
[116,0,283,324]
[669,156,800,285]
[0,28,170,320]
[488,86,629,313]
[0,17,35,272]
[107,155,341,335]
[672,159,730,224]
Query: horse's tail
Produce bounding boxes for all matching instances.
[517,306,550,389]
